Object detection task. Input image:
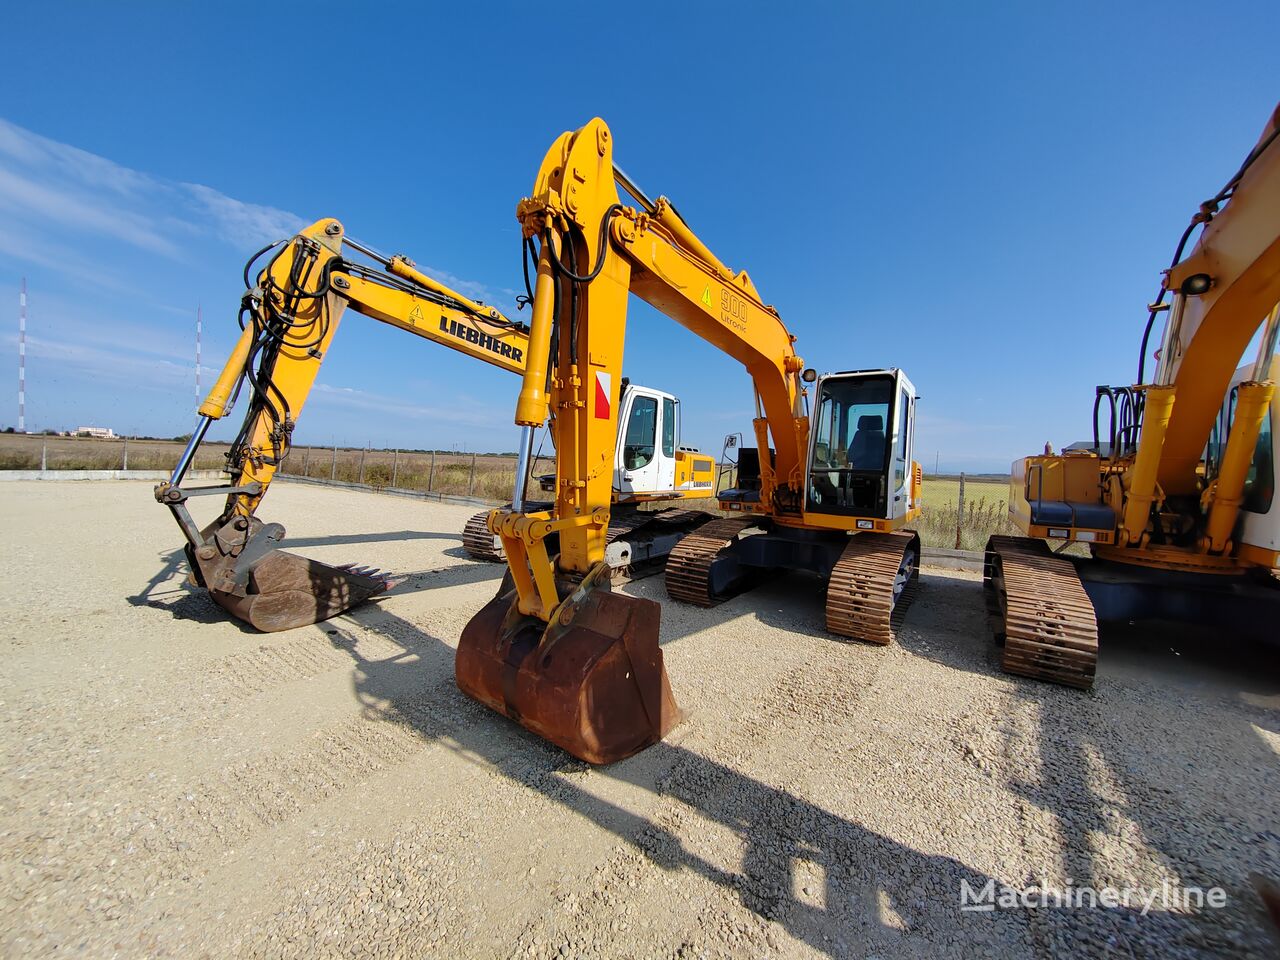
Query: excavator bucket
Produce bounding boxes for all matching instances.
[189,516,388,632]
[456,569,680,764]
[206,552,388,633]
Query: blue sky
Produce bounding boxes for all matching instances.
[2,2,1276,471]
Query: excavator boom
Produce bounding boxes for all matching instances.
[157,219,530,631]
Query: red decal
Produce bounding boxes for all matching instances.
[593,372,612,419]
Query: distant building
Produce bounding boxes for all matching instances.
[76,426,116,439]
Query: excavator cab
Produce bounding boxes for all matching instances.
[614,385,702,498]
[806,369,918,523]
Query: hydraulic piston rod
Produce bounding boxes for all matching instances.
[170,415,213,487]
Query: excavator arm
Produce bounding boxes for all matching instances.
[457,118,833,763]
[157,218,529,631]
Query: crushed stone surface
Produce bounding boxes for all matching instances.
[2,479,1278,958]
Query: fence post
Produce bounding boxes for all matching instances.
[955,472,966,550]
[122,437,129,471]
[302,446,310,477]
[468,452,477,497]
[428,451,436,493]
[359,444,367,484]
[41,441,47,472]
[331,443,338,481]
[391,448,399,489]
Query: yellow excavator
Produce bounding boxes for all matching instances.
[457,118,922,764]
[985,102,1280,688]
[157,218,715,632]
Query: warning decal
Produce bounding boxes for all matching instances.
[701,285,712,307]
[594,371,612,419]
[408,305,424,324]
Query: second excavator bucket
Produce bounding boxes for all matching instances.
[190,516,388,632]
[456,567,680,764]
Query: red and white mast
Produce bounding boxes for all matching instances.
[18,278,26,433]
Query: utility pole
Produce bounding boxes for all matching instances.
[18,278,27,433]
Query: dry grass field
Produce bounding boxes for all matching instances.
[915,476,1021,551]
[0,433,533,502]
[1,434,1018,548]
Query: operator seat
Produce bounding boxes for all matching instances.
[848,415,886,471]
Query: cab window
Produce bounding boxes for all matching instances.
[811,377,892,471]
[662,398,676,457]
[894,387,911,490]
[808,374,895,517]
[623,396,658,470]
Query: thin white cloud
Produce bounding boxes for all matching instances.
[309,382,504,428]
[183,182,304,249]
[0,118,153,196]
[0,116,303,257]
[0,166,179,255]
[15,334,197,392]
[0,117,505,441]
[419,265,513,311]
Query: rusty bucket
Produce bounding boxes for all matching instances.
[456,572,681,764]
[190,516,388,632]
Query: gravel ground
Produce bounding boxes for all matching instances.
[2,479,1278,958]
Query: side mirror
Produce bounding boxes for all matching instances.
[801,368,817,383]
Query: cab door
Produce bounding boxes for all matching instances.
[615,388,661,495]
[888,371,916,521]
[656,395,679,492]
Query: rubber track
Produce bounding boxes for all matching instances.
[825,531,921,645]
[663,517,759,606]
[983,536,1098,689]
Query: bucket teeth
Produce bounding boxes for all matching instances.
[335,563,385,581]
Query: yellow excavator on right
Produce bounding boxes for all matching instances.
[987,102,1280,689]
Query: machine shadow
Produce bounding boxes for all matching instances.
[1006,635,1280,953]
[326,595,1215,956]
[328,606,1012,955]
[891,567,1280,951]
[633,564,1280,952]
